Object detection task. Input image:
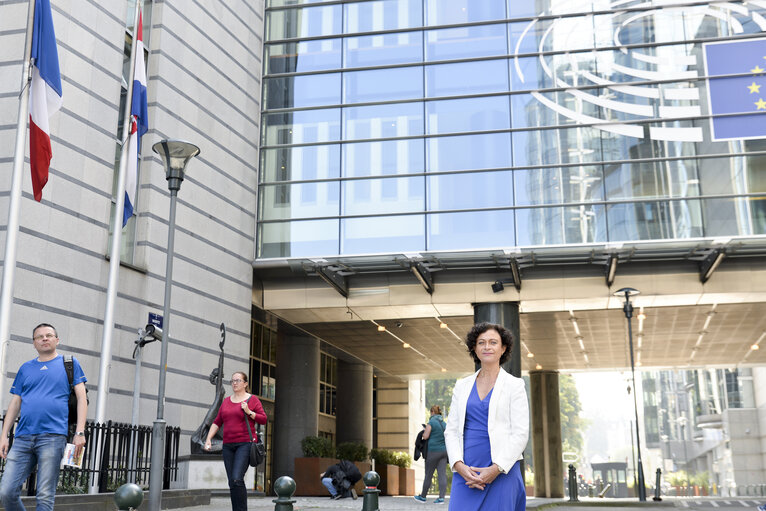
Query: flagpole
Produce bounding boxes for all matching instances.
[89,0,141,493]
[0,0,37,408]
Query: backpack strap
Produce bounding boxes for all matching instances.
[64,355,74,387]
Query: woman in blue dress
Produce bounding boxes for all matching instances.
[444,322,529,511]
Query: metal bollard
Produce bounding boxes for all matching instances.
[273,476,296,511]
[568,465,579,502]
[113,483,144,511]
[653,468,662,501]
[361,471,381,511]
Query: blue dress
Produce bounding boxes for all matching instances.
[449,382,526,511]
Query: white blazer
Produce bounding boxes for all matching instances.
[444,368,529,473]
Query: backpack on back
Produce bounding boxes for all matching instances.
[63,356,89,428]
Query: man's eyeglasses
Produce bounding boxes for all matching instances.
[33,333,57,341]
[231,379,244,384]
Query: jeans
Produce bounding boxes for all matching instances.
[222,442,250,511]
[321,477,337,496]
[420,450,448,499]
[0,434,67,511]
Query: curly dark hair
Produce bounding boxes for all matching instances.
[465,322,513,365]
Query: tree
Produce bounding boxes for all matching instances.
[425,378,456,419]
[559,374,587,458]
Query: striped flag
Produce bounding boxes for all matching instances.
[29,0,62,202]
[124,11,148,227]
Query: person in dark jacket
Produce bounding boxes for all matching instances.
[321,459,361,500]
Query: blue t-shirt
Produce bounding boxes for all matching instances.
[10,354,86,436]
[427,414,447,452]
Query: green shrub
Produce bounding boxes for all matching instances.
[336,441,369,462]
[301,436,335,458]
[392,451,412,468]
[369,448,395,466]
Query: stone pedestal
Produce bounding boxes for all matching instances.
[173,454,256,490]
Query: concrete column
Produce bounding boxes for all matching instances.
[273,322,320,478]
[529,370,563,498]
[473,302,521,377]
[336,360,373,448]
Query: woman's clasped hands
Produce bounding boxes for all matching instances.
[453,461,502,490]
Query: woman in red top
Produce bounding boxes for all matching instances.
[204,371,267,511]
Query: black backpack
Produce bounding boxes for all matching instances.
[63,356,88,427]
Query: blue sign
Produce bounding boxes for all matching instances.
[704,37,766,140]
[148,313,163,328]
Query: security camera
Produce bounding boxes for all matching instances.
[144,324,163,341]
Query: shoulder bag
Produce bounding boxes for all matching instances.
[243,396,266,467]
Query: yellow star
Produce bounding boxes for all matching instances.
[755,98,766,110]
[752,65,765,74]
[749,82,762,93]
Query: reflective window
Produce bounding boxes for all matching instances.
[262,109,340,145]
[345,0,422,31]
[343,139,425,177]
[425,0,506,26]
[258,219,339,258]
[268,0,326,6]
[343,67,423,104]
[702,198,766,237]
[426,60,509,97]
[427,171,512,211]
[428,211,515,250]
[515,167,603,206]
[261,145,340,183]
[266,40,341,73]
[427,133,512,172]
[426,24,507,61]
[259,182,339,220]
[343,176,425,215]
[516,205,606,245]
[341,216,425,254]
[605,159,700,200]
[606,200,703,241]
[426,97,510,135]
[512,127,603,167]
[343,103,423,140]
[265,74,341,109]
[344,33,423,67]
[267,5,341,40]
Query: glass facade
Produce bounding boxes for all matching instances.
[258,0,766,259]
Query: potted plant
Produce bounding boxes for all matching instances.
[336,441,371,494]
[392,451,414,496]
[294,436,336,496]
[370,448,399,495]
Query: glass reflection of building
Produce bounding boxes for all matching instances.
[258,0,766,258]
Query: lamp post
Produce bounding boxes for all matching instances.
[147,140,200,511]
[615,287,647,501]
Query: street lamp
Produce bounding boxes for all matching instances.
[147,139,200,511]
[615,287,647,501]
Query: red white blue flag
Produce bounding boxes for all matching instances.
[29,0,62,202]
[124,11,148,227]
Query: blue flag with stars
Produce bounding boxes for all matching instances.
[704,37,766,141]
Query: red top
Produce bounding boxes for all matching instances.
[213,395,267,444]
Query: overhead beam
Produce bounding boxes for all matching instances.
[509,258,522,291]
[699,249,725,284]
[316,265,348,297]
[410,262,434,294]
[605,255,618,287]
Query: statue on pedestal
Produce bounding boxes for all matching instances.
[190,323,226,454]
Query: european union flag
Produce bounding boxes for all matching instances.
[704,37,766,140]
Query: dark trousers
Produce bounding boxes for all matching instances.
[222,442,250,511]
[420,450,448,499]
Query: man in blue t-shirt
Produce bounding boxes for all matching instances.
[0,323,87,511]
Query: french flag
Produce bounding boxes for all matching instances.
[124,11,148,227]
[29,0,62,202]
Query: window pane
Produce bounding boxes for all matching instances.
[703,198,764,237]
[267,5,341,39]
[517,205,606,245]
[260,145,340,183]
[425,0,506,26]
[343,103,423,140]
[515,167,604,205]
[426,24,507,61]
[345,0,422,31]
[426,97,510,135]
[258,219,339,257]
[343,176,425,215]
[262,109,341,145]
[341,216,424,254]
[512,127,602,167]
[259,182,339,220]
[343,67,423,104]
[266,40,341,73]
[343,139,424,177]
[606,200,703,241]
[427,171,512,210]
[265,74,341,109]
[605,157,699,200]
[344,33,423,67]
[251,361,261,396]
[427,133,512,172]
[426,60,509,97]
[428,211,514,250]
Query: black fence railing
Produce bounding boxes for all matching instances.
[0,416,180,495]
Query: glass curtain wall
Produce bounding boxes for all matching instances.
[258,0,766,259]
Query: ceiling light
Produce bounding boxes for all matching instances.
[570,318,580,336]
[637,312,646,321]
[491,280,504,293]
[441,368,446,372]
[440,322,448,329]
[577,336,585,350]
[583,353,590,363]
[752,344,760,351]
[527,352,534,358]
[535,363,542,370]
[637,334,642,348]
[636,361,643,367]
[695,334,704,347]
[702,314,713,331]
[605,254,618,287]
[402,343,411,348]
[377,325,386,332]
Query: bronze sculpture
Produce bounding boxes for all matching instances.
[190,323,226,454]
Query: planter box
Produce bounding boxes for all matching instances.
[377,463,399,496]
[354,461,372,494]
[294,457,338,496]
[398,467,415,495]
